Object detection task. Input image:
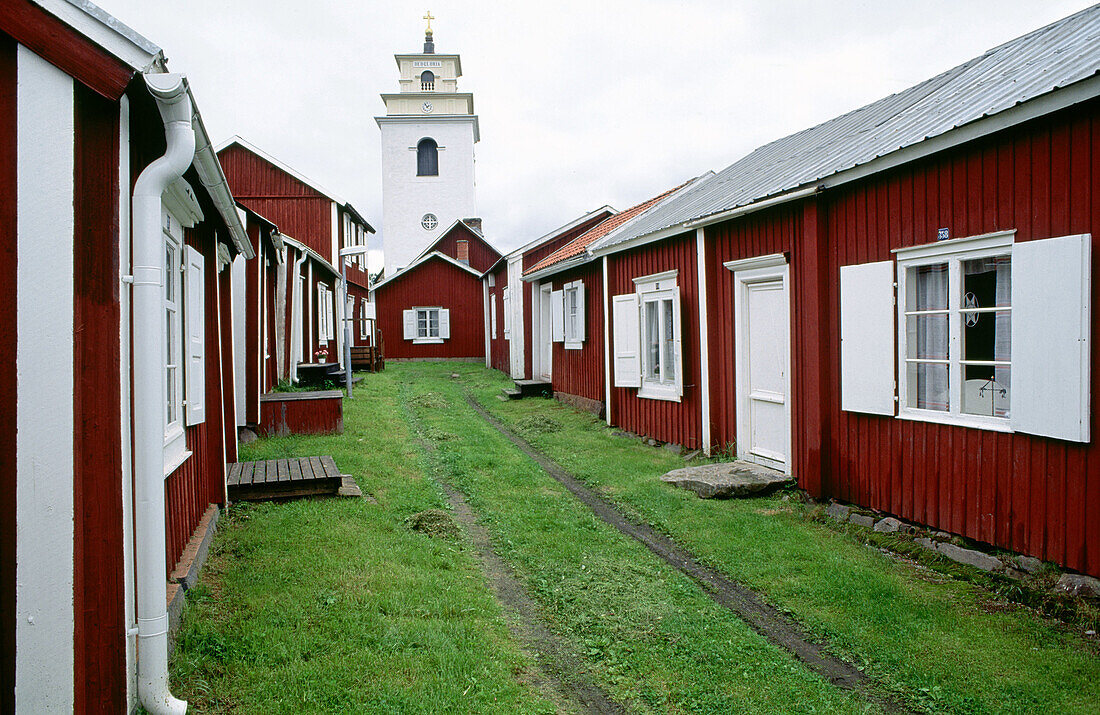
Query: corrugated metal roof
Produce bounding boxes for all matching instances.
[598,4,1100,249]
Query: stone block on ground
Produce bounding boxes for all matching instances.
[1055,573,1100,599]
[936,542,1003,572]
[848,513,875,529]
[661,461,793,499]
[681,449,702,461]
[1013,555,1043,574]
[915,537,937,551]
[873,517,903,533]
[825,503,851,522]
[663,442,683,456]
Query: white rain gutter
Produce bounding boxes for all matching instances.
[682,185,821,229]
[131,73,191,715]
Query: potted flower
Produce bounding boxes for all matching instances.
[314,348,329,363]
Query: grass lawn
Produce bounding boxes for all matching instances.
[454,364,1100,714]
[172,361,1099,713]
[169,371,554,714]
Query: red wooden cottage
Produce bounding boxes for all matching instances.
[521,178,708,415]
[0,1,255,711]
[217,136,375,381]
[489,207,617,382]
[574,6,1100,578]
[373,219,500,360]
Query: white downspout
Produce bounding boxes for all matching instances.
[132,73,192,715]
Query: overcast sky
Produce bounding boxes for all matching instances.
[93,0,1095,271]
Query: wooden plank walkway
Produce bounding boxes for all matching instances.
[228,455,357,501]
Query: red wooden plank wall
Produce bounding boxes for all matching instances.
[821,100,1100,576]
[487,265,510,373]
[431,223,500,273]
[259,395,343,436]
[167,228,228,570]
[706,205,801,453]
[218,265,238,465]
[218,144,334,262]
[72,81,125,714]
[549,262,604,403]
[265,253,278,390]
[0,33,17,713]
[607,232,702,448]
[375,258,486,359]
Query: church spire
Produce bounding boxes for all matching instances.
[423,10,435,54]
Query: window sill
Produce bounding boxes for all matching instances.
[564,341,583,350]
[413,338,444,344]
[896,409,1013,433]
[163,448,193,478]
[638,384,681,402]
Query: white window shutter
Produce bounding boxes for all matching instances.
[1012,234,1091,442]
[326,288,335,343]
[840,261,895,416]
[672,290,684,395]
[612,293,641,387]
[491,299,497,338]
[402,309,416,340]
[439,308,451,339]
[503,287,511,337]
[576,283,586,342]
[184,245,206,425]
[551,289,565,342]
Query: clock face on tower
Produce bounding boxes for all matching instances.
[421,101,433,114]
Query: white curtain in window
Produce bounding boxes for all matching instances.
[914,264,949,410]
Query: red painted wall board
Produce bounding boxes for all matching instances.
[217,144,335,261]
[374,257,486,359]
[607,232,702,449]
[423,222,501,273]
[487,265,510,373]
[72,82,125,714]
[549,262,604,403]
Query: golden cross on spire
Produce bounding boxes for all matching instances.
[423,10,435,34]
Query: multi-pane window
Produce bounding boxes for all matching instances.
[900,244,1011,423]
[163,208,187,469]
[642,293,677,388]
[417,307,440,338]
[566,287,579,341]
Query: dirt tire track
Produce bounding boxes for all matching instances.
[465,392,916,715]
[401,389,625,714]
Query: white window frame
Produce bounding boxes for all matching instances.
[564,280,584,350]
[414,306,444,344]
[163,210,187,472]
[502,286,511,338]
[634,270,682,402]
[895,230,1014,432]
[490,296,497,339]
[360,300,369,339]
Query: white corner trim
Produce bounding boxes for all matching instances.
[15,48,75,713]
[696,229,711,455]
[723,253,788,273]
[892,229,1015,260]
[602,256,612,426]
[633,269,679,288]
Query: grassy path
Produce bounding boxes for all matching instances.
[172,362,1100,713]
[454,364,1100,714]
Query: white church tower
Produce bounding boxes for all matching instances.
[376,12,480,275]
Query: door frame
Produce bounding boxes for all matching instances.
[728,254,792,474]
[535,282,553,380]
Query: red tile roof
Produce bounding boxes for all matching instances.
[524,178,697,275]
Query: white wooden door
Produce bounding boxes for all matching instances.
[734,264,791,473]
[539,284,552,380]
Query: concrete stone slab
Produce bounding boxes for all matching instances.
[849,513,875,529]
[661,461,793,499]
[826,503,851,521]
[873,517,903,533]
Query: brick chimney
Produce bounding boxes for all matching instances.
[463,217,483,233]
[455,239,469,265]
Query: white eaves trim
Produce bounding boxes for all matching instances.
[522,254,587,283]
[40,0,163,72]
[371,250,483,290]
[506,205,618,259]
[280,235,339,276]
[407,218,498,269]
